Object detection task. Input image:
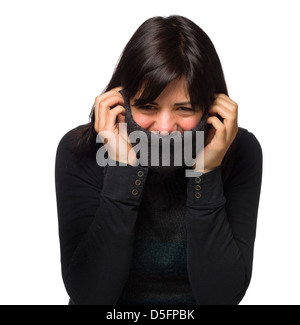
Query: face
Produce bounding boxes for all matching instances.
[129,78,203,135]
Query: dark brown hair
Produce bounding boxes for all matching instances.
[71,15,228,159]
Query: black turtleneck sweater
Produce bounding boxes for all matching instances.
[54,125,263,305]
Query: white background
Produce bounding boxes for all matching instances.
[0,0,299,305]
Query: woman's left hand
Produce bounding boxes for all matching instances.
[193,93,239,174]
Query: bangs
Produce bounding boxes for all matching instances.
[129,63,184,106]
[123,57,212,112]
[130,67,207,112]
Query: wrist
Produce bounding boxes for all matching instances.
[202,168,216,174]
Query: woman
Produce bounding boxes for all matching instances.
[55,15,263,305]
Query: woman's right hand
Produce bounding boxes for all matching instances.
[94,87,137,166]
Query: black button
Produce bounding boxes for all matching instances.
[195,177,201,183]
[195,192,201,199]
[195,185,201,191]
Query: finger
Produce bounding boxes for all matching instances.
[216,97,238,112]
[106,105,126,129]
[209,100,237,124]
[98,93,124,111]
[99,95,124,123]
[112,86,123,92]
[213,97,238,117]
[207,114,238,146]
[206,116,226,144]
[95,89,124,107]
[209,103,232,120]
[208,106,237,139]
[207,115,225,128]
[94,87,124,113]
[214,93,237,106]
[94,87,123,132]
[97,94,124,128]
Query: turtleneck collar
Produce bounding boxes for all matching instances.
[121,90,209,174]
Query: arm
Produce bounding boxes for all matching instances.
[185,130,263,304]
[55,131,148,304]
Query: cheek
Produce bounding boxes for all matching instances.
[179,116,202,131]
[131,112,153,129]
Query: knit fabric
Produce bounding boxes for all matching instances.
[122,90,210,174]
[116,167,196,305]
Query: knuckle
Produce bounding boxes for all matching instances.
[107,109,114,116]
[228,113,236,121]
[99,101,106,109]
[232,102,238,110]
[220,124,226,132]
[112,89,121,95]
[95,95,101,102]
[213,97,220,104]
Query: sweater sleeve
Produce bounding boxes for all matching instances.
[185,129,263,305]
[54,128,149,304]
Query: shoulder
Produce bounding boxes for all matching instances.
[55,124,103,182]
[55,123,89,171]
[235,127,263,168]
[56,123,89,155]
[225,127,263,187]
[55,123,98,163]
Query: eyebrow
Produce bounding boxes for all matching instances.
[147,101,192,106]
[174,101,191,106]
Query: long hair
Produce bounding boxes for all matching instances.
[71,15,228,159]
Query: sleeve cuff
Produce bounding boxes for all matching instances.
[101,164,149,204]
[186,166,226,207]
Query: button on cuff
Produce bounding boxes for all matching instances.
[186,166,225,206]
[135,179,141,186]
[128,166,149,200]
[102,164,148,203]
[131,189,138,196]
[137,170,144,177]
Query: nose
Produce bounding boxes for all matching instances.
[153,110,177,135]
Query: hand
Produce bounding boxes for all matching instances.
[193,93,238,173]
[94,87,137,166]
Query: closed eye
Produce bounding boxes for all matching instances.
[178,107,193,111]
[138,105,157,110]
[138,105,194,111]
